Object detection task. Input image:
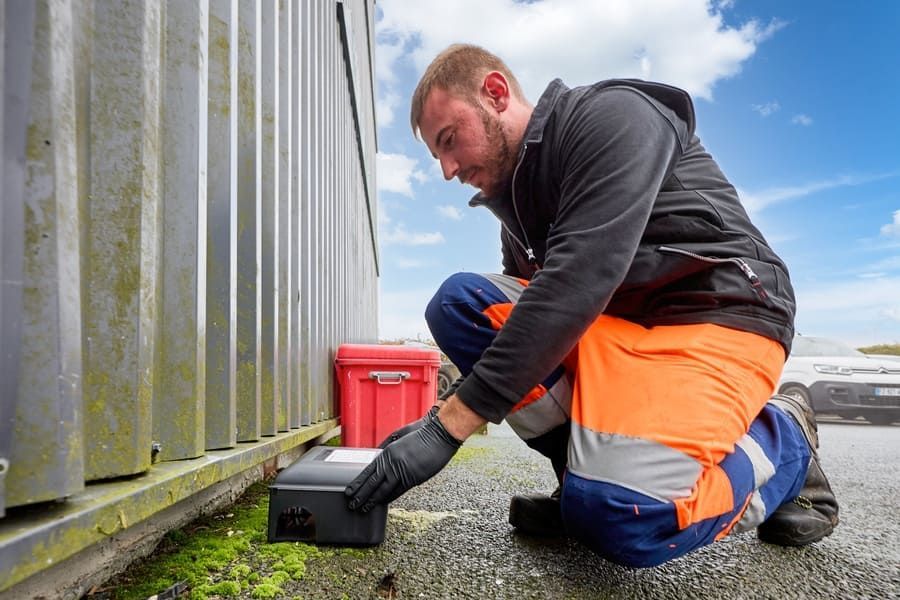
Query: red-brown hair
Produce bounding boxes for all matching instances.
[410,44,525,139]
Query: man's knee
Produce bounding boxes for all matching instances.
[425,272,477,328]
[562,476,679,569]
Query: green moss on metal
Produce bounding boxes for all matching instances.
[7,525,103,587]
[261,368,275,426]
[322,435,341,447]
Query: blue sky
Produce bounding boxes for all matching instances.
[372,0,900,348]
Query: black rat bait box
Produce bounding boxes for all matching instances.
[267,446,387,545]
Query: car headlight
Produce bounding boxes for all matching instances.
[813,364,853,376]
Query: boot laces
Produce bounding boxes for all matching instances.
[793,496,813,510]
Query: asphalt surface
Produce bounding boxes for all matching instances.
[289,420,900,599]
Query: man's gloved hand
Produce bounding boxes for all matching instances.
[377,404,439,449]
[345,412,462,512]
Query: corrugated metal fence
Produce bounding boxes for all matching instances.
[0,0,378,519]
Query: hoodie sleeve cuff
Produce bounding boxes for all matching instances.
[454,372,511,424]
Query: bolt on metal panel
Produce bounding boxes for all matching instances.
[205,0,239,451]
[235,0,261,442]
[9,0,85,508]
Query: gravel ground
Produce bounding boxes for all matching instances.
[278,421,900,600]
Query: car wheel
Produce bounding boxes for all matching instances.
[779,384,811,406]
[437,367,453,399]
[865,413,897,426]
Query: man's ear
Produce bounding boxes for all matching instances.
[481,71,510,112]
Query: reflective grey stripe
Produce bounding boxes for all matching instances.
[505,375,572,440]
[568,424,702,501]
[734,490,767,533]
[730,434,775,534]
[481,272,525,303]
[736,433,775,488]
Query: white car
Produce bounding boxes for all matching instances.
[778,336,900,425]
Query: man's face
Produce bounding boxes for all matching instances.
[418,87,517,199]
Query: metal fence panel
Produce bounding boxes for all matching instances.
[82,0,161,481]
[1,0,377,528]
[154,0,209,461]
[205,0,239,451]
[235,0,261,442]
[276,0,291,432]
[11,0,84,506]
[259,0,279,437]
[288,0,302,429]
[0,0,36,517]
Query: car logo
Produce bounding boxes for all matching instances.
[879,367,889,374]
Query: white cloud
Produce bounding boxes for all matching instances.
[381,224,445,246]
[378,286,435,341]
[794,276,900,345]
[792,113,813,126]
[437,205,464,221]
[752,101,780,117]
[375,37,406,85]
[880,210,900,237]
[799,277,900,312]
[376,91,401,128]
[377,0,785,103]
[737,173,897,215]
[396,257,427,269]
[377,152,428,197]
[859,272,888,279]
[862,254,900,272]
[378,205,391,226]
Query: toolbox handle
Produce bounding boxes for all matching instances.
[369,371,410,384]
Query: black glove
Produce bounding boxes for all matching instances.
[345,412,462,512]
[378,404,439,449]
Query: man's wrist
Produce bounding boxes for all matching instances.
[437,394,487,441]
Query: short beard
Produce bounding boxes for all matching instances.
[477,105,517,199]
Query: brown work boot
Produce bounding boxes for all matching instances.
[509,486,564,537]
[757,394,840,546]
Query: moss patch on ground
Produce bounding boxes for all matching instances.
[450,446,491,464]
[91,438,447,599]
[97,458,371,600]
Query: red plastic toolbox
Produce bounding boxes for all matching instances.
[335,344,441,448]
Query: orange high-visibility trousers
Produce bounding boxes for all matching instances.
[426,272,810,567]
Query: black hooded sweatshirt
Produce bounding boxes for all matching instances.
[454,79,796,424]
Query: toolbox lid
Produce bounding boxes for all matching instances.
[335,343,441,365]
[272,446,382,492]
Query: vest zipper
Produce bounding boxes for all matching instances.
[657,245,770,302]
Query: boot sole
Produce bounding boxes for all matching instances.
[758,519,837,547]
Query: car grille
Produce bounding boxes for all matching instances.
[828,385,900,408]
[858,395,900,408]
